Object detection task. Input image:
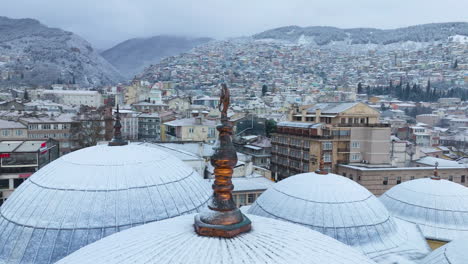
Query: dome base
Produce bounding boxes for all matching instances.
[194,213,251,238]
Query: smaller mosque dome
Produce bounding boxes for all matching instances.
[0,143,211,264]
[420,237,468,264]
[248,172,430,263]
[380,178,468,242]
[57,214,378,264]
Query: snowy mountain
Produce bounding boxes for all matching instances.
[101,36,212,78]
[254,22,468,45]
[0,16,123,88]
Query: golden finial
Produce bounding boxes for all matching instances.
[316,156,328,175]
[194,83,251,238]
[431,161,440,180]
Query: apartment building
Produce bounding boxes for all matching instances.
[0,139,59,205]
[19,114,76,154]
[271,102,391,179]
[0,120,27,140]
[163,116,217,143]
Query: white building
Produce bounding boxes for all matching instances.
[41,90,102,107]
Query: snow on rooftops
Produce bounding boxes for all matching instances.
[0,143,211,264]
[277,121,323,128]
[0,119,26,129]
[306,102,359,114]
[164,117,217,126]
[231,176,274,192]
[248,172,430,262]
[415,157,464,167]
[57,214,378,264]
[420,237,468,264]
[380,178,468,242]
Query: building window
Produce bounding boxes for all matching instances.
[322,142,332,150]
[323,153,332,162]
[16,130,23,136]
[462,175,466,183]
[343,173,347,177]
[357,175,361,181]
[351,153,361,161]
[43,124,51,130]
[1,130,9,136]
[0,179,9,189]
[247,193,256,204]
[349,175,353,180]
[351,141,360,148]
[383,177,388,185]
[397,177,402,184]
[410,176,415,180]
[188,128,194,134]
[13,178,25,188]
[449,176,453,182]
[237,194,246,206]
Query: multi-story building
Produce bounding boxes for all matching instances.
[19,114,76,154]
[116,109,139,140]
[138,113,162,141]
[40,90,102,107]
[0,120,27,140]
[271,102,391,179]
[163,116,217,143]
[0,139,59,205]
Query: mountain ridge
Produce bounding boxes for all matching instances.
[0,16,123,88]
[253,22,468,45]
[101,35,213,78]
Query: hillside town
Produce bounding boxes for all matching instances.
[0,23,468,264]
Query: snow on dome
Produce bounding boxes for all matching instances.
[380,178,468,242]
[0,143,211,264]
[57,214,378,264]
[420,237,468,264]
[248,172,430,264]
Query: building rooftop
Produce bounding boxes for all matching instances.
[57,214,378,264]
[306,102,359,114]
[0,119,26,129]
[380,178,468,242]
[0,143,211,264]
[248,172,430,263]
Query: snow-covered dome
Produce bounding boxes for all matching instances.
[57,214,378,264]
[420,237,468,264]
[380,178,468,242]
[0,143,211,264]
[248,172,430,263]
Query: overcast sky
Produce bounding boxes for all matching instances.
[2,0,468,49]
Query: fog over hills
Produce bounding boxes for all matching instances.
[253,22,468,45]
[0,16,123,88]
[101,36,213,78]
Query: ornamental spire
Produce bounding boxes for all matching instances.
[194,83,251,238]
[108,105,128,146]
[316,156,328,175]
[431,161,440,180]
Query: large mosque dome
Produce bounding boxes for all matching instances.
[420,237,468,264]
[57,214,378,264]
[248,172,430,263]
[380,177,468,243]
[0,143,211,263]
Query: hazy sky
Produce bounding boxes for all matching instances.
[2,0,468,49]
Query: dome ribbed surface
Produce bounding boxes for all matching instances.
[57,214,378,264]
[248,173,430,263]
[421,237,468,264]
[380,178,468,242]
[0,144,211,264]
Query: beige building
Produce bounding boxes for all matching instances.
[271,102,391,179]
[163,116,218,143]
[0,120,27,140]
[337,164,468,196]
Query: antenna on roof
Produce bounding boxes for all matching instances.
[431,161,440,180]
[108,105,128,146]
[194,83,251,238]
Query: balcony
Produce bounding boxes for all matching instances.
[337,148,350,153]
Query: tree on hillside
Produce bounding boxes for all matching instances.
[262,84,268,96]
